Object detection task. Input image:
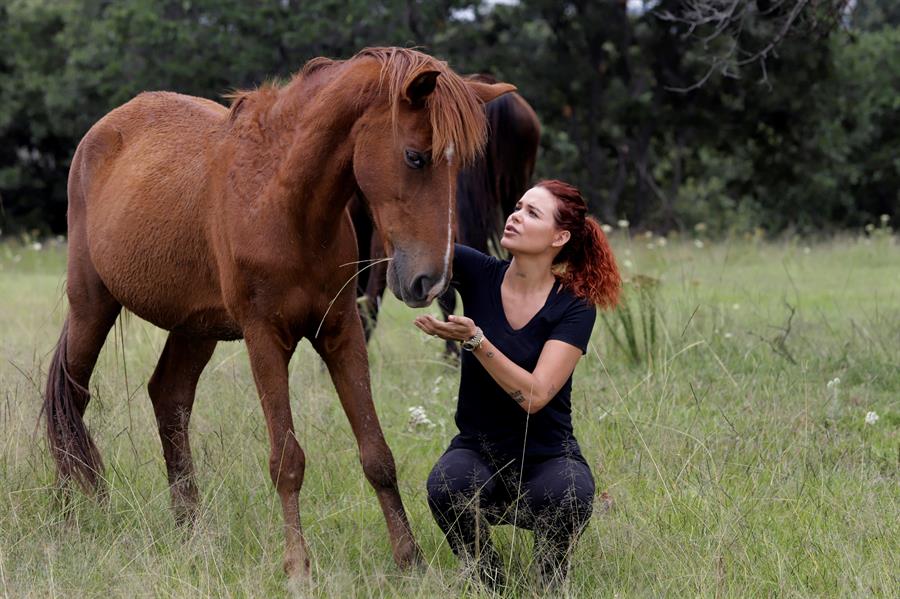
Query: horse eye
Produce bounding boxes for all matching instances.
[404,149,428,170]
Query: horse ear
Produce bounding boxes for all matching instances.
[404,70,440,105]
[466,80,517,104]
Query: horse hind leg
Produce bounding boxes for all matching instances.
[43,276,121,497]
[147,333,216,525]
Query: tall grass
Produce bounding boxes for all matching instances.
[1,234,897,597]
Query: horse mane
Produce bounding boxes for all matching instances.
[224,48,487,165]
[353,47,487,166]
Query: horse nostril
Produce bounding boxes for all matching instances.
[411,274,435,302]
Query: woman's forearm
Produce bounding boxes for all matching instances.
[472,337,553,414]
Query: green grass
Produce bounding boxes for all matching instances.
[1,234,898,597]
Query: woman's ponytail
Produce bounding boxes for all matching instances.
[563,216,620,309]
[536,180,621,309]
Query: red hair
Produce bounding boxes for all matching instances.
[536,179,621,309]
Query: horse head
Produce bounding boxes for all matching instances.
[351,49,514,307]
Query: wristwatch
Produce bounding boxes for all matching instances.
[461,326,484,352]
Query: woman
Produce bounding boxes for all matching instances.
[414,179,620,589]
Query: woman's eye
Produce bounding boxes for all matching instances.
[404,149,428,169]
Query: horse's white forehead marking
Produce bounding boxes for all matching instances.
[444,142,455,164]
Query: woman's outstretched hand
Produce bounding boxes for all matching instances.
[414,314,477,342]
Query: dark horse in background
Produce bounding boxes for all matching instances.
[41,47,514,580]
[350,74,541,354]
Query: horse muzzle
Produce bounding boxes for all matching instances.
[387,250,449,308]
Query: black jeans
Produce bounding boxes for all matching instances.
[426,446,595,585]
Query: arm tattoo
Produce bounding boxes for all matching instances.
[486,350,494,358]
[509,390,525,404]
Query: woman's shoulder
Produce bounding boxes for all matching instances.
[452,244,504,278]
[552,282,597,315]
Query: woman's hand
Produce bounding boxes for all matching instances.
[414,314,477,342]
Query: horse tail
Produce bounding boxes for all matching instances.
[42,318,105,494]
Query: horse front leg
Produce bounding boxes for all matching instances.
[313,312,422,569]
[243,324,310,579]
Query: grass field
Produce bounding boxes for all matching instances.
[1,232,898,598]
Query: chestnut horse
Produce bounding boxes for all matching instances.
[352,75,540,353]
[42,47,513,578]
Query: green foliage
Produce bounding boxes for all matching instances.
[0,1,897,235]
[600,274,661,366]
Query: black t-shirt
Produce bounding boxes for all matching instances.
[447,244,597,462]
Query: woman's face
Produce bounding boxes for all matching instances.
[500,186,570,255]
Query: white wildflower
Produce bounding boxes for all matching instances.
[693,239,705,249]
[617,219,630,229]
[623,259,634,269]
[724,332,733,339]
[865,223,875,233]
[803,246,811,254]
[732,303,740,311]
[646,243,655,250]
[826,377,840,401]
[601,223,614,234]
[31,242,43,251]
[655,237,667,247]
[693,222,708,233]
[407,406,435,430]
[864,411,879,426]
[879,214,890,225]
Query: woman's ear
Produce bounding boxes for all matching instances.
[552,230,571,248]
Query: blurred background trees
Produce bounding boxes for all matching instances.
[1,0,897,235]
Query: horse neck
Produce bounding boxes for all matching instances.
[246,62,380,241]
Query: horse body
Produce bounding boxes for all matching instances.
[46,48,514,579]
[74,93,230,334]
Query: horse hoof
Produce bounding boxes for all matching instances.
[396,543,425,571]
[284,554,312,580]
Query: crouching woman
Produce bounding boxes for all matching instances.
[414,179,621,589]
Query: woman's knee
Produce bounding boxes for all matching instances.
[524,458,595,529]
[426,448,495,514]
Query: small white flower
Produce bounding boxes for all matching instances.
[693,222,708,233]
[601,224,614,234]
[407,406,435,429]
[826,378,841,401]
[879,214,889,225]
[623,259,634,269]
[723,332,733,339]
[865,223,875,233]
[31,242,43,251]
[803,246,811,254]
[864,411,879,426]
[655,237,667,247]
[617,219,630,229]
[693,239,705,249]
[732,303,740,311]
[646,243,655,250]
